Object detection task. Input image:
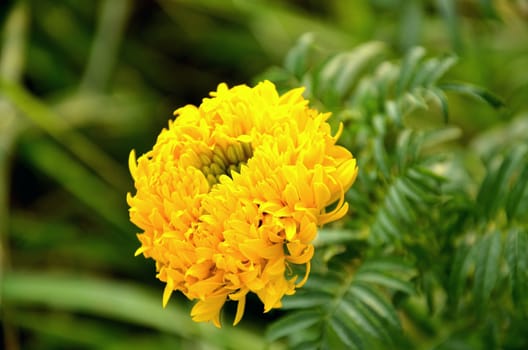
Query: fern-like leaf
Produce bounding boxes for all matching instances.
[267,258,414,349]
[473,230,502,308]
[505,228,528,312]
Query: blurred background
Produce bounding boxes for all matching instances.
[1,0,527,349]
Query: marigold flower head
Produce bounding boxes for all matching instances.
[127,80,358,327]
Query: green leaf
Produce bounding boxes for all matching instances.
[505,163,528,221]
[412,56,450,88]
[436,0,463,51]
[395,177,423,203]
[348,283,401,327]
[372,61,399,104]
[385,100,403,125]
[79,0,131,92]
[338,43,387,97]
[324,318,364,349]
[11,310,186,349]
[371,208,400,244]
[2,271,267,349]
[0,80,129,191]
[505,229,528,309]
[284,32,316,79]
[395,129,420,171]
[266,310,322,342]
[359,258,415,275]
[385,185,414,224]
[396,46,426,95]
[440,82,505,109]
[425,55,458,86]
[476,145,528,219]
[304,272,344,293]
[406,167,443,193]
[421,127,462,150]
[316,41,385,100]
[426,87,450,123]
[373,137,390,179]
[280,290,333,310]
[335,300,379,339]
[398,1,422,50]
[473,231,502,307]
[337,295,396,347]
[328,314,362,350]
[369,158,444,246]
[354,271,414,295]
[0,1,28,83]
[19,138,130,234]
[269,255,412,349]
[448,242,474,308]
[478,0,499,18]
[290,340,320,350]
[314,228,366,246]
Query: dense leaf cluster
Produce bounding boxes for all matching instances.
[261,35,528,349]
[2,1,527,349]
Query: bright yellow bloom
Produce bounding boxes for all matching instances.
[127,80,358,327]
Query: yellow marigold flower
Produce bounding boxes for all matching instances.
[127,80,358,327]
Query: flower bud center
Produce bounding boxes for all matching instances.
[200,142,253,186]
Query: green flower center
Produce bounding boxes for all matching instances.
[200,142,253,186]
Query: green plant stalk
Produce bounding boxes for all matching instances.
[0,142,19,350]
[0,2,29,349]
[158,0,354,61]
[2,271,284,350]
[0,80,130,193]
[0,1,27,83]
[81,0,132,92]
[19,138,130,234]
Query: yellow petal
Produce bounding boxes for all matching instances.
[296,262,311,287]
[284,219,297,241]
[162,278,174,307]
[190,294,227,328]
[128,149,137,179]
[229,289,249,326]
[127,80,359,328]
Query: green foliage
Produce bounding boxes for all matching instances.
[259,32,528,349]
[1,1,528,349]
[267,258,414,349]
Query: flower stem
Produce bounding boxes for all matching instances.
[0,2,28,349]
